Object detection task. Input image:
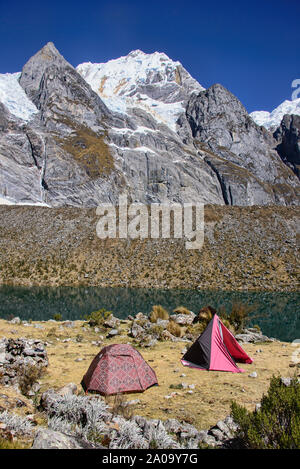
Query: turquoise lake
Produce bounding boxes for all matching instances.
[0,286,299,342]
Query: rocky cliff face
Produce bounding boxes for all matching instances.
[274,114,300,179]
[184,84,299,205]
[0,43,299,207]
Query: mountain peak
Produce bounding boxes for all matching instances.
[39,41,61,57]
[76,49,204,130]
[19,42,71,105]
[251,98,300,130]
[127,49,146,57]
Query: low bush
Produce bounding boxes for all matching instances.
[186,322,206,338]
[173,306,191,315]
[84,308,112,327]
[167,320,183,338]
[107,393,135,420]
[149,305,169,323]
[53,313,62,321]
[227,302,255,332]
[46,327,58,338]
[0,437,29,449]
[231,375,300,449]
[193,305,216,325]
[148,324,164,340]
[17,364,46,397]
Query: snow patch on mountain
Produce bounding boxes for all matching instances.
[0,72,39,121]
[250,98,300,130]
[0,194,50,207]
[77,50,203,131]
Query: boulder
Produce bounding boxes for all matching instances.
[235,329,274,343]
[31,428,103,449]
[57,383,78,397]
[170,312,195,325]
[103,314,120,329]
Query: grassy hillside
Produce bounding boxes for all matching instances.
[0,205,298,291]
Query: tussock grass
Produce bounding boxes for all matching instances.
[173,306,191,315]
[149,305,169,323]
[166,320,183,338]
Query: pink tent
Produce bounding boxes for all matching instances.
[181,314,253,373]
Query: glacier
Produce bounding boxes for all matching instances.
[0,72,39,121]
[250,98,300,130]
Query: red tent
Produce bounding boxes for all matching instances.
[181,314,253,373]
[81,344,158,395]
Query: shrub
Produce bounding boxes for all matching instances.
[46,327,58,338]
[149,305,169,323]
[231,375,300,449]
[148,324,164,340]
[0,410,34,436]
[166,320,183,338]
[227,302,255,332]
[186,322,206,338]
[17,364,46,397]
[193,305,216,325]
[84,308,112,327]
[47,393,110,444]
[0,437,29,449]
[53,313,62,321]
[173,306,191,315]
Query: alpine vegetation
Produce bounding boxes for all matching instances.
[0,410,34,436]
[108,418,149,449]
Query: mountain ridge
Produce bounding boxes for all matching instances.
[0,43,299,207]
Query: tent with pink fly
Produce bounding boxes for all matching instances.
[181,314,253,373]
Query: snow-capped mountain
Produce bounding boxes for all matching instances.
[76,49,204,132]
[0,42,299,208]
[250,98,300,130]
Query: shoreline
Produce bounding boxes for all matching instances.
[0,281,299,292]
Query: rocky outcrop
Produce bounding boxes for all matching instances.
[235,328,275,344]
[274,114,300,178]
[185,84,300,205]
[0,338,48,386]
[32,428,103,449]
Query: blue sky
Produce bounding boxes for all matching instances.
[0,0,299,112]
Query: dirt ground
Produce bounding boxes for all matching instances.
[0,319,297,430]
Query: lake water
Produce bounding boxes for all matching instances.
[0,285,299,342]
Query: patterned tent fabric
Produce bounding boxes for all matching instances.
[81,344,158,395]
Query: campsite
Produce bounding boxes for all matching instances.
[0,0,299,452]
[0,305,298,448]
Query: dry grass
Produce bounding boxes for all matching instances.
[173,306,192,315]
[0,205,298,291]
[149,305,169,323]
[0,319,296,430]
[55,124,114,179]
[166,320,184,337]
